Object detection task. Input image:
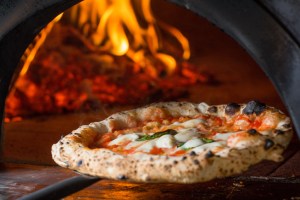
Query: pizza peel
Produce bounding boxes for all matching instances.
[18,175,100,200]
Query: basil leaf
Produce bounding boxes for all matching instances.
[137,129,177,141]
[177,142,185,147]
[182,147,193,151]
[201,138,214,143]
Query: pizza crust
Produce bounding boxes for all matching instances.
[52,102,293,183]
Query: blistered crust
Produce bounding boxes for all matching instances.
[52,102,293,183]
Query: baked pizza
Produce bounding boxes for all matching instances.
[52,101,293,183]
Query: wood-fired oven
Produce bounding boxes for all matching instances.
[1,0,300,199]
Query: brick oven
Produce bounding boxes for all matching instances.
[1,0,300,199]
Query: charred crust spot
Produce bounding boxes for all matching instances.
[60,141,64,145]
[254,102,266,115]
[242,101,256,115]
[193,160,200,165]
[77,160,83,167]
[208,106,218,113]
[173,160,178,165]
[182,156,187,161]
[117,175,128,180]
[60,147,64,150]
[189,151,196,156]
[225,103,241,116]
[247,129,257,135]
[87,163,89,167]
[150,157,154,161]
[264,139,275,150]
[205,151,214,158]
[243,100,266,115]
[274,129,284,135]
[66,142,69,145]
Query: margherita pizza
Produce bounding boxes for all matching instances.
[52,101,293,183]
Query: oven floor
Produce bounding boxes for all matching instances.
[1,138,300,199]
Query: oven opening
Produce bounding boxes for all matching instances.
[3,1,300,199]
[2,0,284,165]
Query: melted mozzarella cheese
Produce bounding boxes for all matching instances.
[198,102,209,113]
[213,131,241,141]
[181,138,204,149]
[135,139,157,152]
[192,142,223,154]
[156,135,175,149]
[124,141,144,150]
[108,133,139,146]
[174,128,199,142]
[107,112,255,155]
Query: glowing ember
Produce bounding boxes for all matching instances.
[5,0,210,121]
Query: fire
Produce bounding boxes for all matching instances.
[5,0,209,121]
[64,0,190,75]
[20,14,63,76]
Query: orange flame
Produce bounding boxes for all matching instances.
[5,0,201,121]
[63,0,190,75]
[18,0,191,78]
[20,14,63,76]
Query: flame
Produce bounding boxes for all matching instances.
[20,14,63,76]
[63,0,190,74]
[19,0,191,77]
[5,0,205,121]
